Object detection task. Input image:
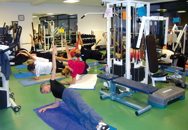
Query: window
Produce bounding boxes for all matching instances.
[38,14,77,40]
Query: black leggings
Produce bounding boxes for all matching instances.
[81,62,89,74]
[10,48,29,65]
[31,46,52,59]
[49,59,65,72]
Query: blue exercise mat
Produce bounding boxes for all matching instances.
[14,64,27,69]
[87,61,100,67]
[13,72,44,79]
[33,101,117,130]
[19,77,66,87]
[98,67,105,71]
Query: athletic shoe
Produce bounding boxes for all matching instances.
[87,66,90,72]
[9,62,15,66]
[97,122,110,130]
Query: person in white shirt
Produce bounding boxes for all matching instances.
[19,50,65,80]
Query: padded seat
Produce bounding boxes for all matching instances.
[158,60,171,66]
[146,35,169,87]
[152,72,168,77]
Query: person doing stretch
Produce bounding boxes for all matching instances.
[161,30,188,68]
[74,32,108,62]
[39,45,110,130]
[19,49,65,80]
[59,34,81,61]
[10,34,68,65]
[59,32,101,61]
[60,39,90,84]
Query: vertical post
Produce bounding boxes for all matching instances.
[113,4,117,58]
[120,3,123,57]
[107,3,111,70]
[61,32,63,51]
[144,3,150,84]
[43,25,46,52]
[164,17,169,50]
[52,21,54,48]
[126,0,131,80]
[183,24,187,54]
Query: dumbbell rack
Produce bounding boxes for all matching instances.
[81,34,96,50]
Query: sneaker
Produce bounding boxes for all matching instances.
[87,66,90,72]
[10,62,15,66]
[97,122,110,130]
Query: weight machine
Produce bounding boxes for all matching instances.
[0,26,22,112]
[136,16,169,85]
[43,20,55,52]
[103,0,150,86]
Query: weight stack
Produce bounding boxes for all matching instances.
[131,64,145,81]
[0,90,7,109]
[112,64,125,77]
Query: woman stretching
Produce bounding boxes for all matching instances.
[19,50,65,80]
[60,39,90,84]
[74,32,108,62]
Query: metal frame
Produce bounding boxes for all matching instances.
[171,24,187,54]
[43,20,55,52]
[0,49,21,112]
[103,0,150,84]
[98,73,152,116]
[137,16,169,84]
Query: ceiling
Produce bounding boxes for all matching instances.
[0,0,177,6]
[0,0,178,17]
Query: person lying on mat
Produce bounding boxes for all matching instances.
[116,47,145,62]
[91,38,102,50]
[59,34,80,62]
[59,32,102,60]
[39,45,110,130]
[154,30,188,69]
[60,39,90,84]
[20,50,66,80]
[103,34,144,62]
[73,32,109,62]
[10,34,68,65]
[161,46,188,69]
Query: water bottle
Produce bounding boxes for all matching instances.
[175,70,179,78]
[105,64,109,76]
[39,42,42,49]
[19,70,22,74]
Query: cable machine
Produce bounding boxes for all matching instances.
[103,0,150,86]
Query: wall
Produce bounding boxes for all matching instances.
[0,2,107,49]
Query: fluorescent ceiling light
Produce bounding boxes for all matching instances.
[177,10,186,13]
[47,13,54,15]
[63,0,79,3]
[156,9,167,12]
[32,16,37,18]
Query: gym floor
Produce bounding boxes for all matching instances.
[0,59,188,130]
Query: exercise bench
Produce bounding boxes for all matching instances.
[97,73,119,99]
[97,74,158,116]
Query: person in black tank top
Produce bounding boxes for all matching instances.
[38,45,109,130]
[50,79,65,98]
